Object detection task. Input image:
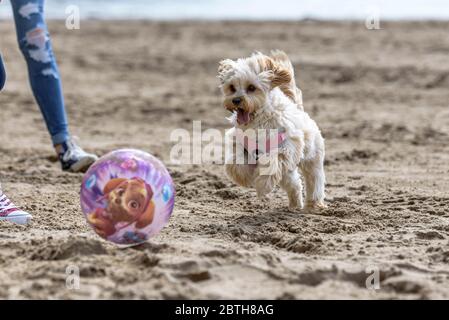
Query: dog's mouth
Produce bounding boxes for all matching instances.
[236,108,252,125]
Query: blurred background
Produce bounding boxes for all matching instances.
[0,0,449,20]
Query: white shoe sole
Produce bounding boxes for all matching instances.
[0,211,32,225]
[69,155,98,173]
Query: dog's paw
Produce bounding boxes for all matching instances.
[257,194,271,203]
[256,185,272,200]
[304,200,327,212]
[287,201,303,212]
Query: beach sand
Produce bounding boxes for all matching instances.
[1,20,449,299]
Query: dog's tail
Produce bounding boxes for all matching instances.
[270,50,303,110]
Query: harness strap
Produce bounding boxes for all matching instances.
[236,129,287,160]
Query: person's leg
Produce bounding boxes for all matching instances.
[11,0,97,172]
[0,182,32,225]
[11,0,69,145]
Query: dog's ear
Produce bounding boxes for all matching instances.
[266,58,292,88]
[136,201,154,228]
[256,55,292,89]
[218,59,235,84]
[271,66,292,88]
[145,183,154,200]
[103,178,126,194]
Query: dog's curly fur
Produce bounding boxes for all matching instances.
[218,50,326,210]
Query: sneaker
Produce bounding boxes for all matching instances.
[0,191,32,225]
[57,138,98,173]
[0,53,6,91]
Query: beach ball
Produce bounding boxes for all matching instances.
[80,149,175,245]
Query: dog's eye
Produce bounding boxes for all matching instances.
[128,200,140,209]
[229,84,236,93]
[247,84,256,93]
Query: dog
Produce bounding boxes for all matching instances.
[218,50,326,211]
[88,177,155,238]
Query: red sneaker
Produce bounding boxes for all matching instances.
[0,191,32,225]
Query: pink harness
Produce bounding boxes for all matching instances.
[235,129,287,161]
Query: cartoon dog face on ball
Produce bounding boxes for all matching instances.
[88,177,155,239]
[105,178,154,224]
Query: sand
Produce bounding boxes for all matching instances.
[0,20,449,299]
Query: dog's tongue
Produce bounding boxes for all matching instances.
[237,109,250,125]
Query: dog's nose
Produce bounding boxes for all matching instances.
[232,97,242,105]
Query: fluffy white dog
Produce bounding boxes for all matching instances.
[219,50,326,210]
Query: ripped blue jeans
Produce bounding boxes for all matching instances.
[11,0,69,145]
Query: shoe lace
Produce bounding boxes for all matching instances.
[0,192,17,213]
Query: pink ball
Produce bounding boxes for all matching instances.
[80,149,175,245]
